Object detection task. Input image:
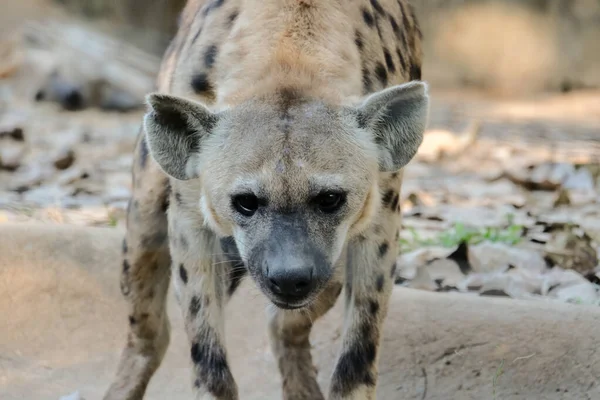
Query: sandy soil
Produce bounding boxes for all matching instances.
[1,223,600,400]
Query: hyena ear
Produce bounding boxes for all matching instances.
[356,81,429,172]
[143,93,218,180]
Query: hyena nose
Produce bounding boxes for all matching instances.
[267,267,314,298]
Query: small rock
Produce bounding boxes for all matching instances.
[53,148,76,170]
[8,164,49,192]
[468,242,547,274]
[0,142,25,171]
[57,168,90,185]
[426,258,466,288]
[396,246,457,280]
[562,166,595,191]
[0,114,26,141]
[540,267,588,296]
[548,281,600,305]
[22,185,69,206]
[406,265,437,291]
[104,186,131,202]
[458,269,543,299]
[0,126,24,141]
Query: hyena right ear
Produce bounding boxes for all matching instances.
[143,93,218,180]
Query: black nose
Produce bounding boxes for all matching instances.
[267,268,314,298]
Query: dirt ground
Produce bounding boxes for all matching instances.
[1,2,600,399]
[2,223,600,400]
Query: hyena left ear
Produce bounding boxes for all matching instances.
[355,81,429,172]
[143,93,219,180]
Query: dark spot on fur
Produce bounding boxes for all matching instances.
[277,87,304,113]
[370,0,385,15]
[391,172,399,179]
[191,73,214,94]
[139,137,149,168]
[376,274,385,292]
[228,263,246,297]
[390,193,400,211]
[410,65,422,81]
[354,30,364,50]
[382,189,395,206]
[379,242,389,258]
[219,236,247,297]
[361,7,375,27]
[383,48,396,73]
[369,299,380,315]
[161,184,170,213]
[175,191,182,205]
[123,260,130,274]
[129,315,136,325]
[228,10,238,25]
[362,66,373,94]
[122,239,128,254]
[389,14,400,37]
[390,262,397,278]
[204,44,218,68]
[180,234,189,251]
[191,25,203,44]
[141,232,167,249]
[374,62,388,86]
[396,47,407,72]
[335,284,343,298]
[331,338,376,396]
[190,338,235,398]
[179,264,189,284]
[190,296,202,317]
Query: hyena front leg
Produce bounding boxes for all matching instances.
[328,221,398,400]
[169,194,241,400]
[269,274,343,400]
[104,135,172,400]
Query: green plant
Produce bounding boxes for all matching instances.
[493,359,505,399]
[399,214,524,252]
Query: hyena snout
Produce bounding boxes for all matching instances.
[256,235,331,309]
[267,263,314,299]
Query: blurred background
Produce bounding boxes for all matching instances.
[1,0,599,294]
[1,1,599,399]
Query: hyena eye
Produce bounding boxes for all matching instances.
[312,191,346,214]
[232,194,259,216]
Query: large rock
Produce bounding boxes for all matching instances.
[0,222,599,400]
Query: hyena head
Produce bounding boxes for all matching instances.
[144,81,429,309]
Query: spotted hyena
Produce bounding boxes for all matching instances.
[103,0,429,399]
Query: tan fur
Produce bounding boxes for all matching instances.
[104,1,426,400]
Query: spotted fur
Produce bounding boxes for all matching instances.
[103,1,427,400]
